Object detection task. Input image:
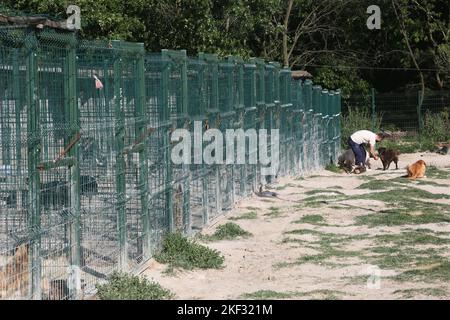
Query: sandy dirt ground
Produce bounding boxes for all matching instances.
[142,152,450,300]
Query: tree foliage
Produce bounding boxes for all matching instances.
[1,0,449,93]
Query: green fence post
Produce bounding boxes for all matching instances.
[25,31,41,300]
[418,90,423,143]
[321,89,328,167]
[66,33,81,299]
[160,50,174,232]
[112,41,127,271]
[303,80,313,172]
[312,85,322,168]
[12,48,24,206]
[134,43,151,258]
[336,89,342,158]
[180,50,191,233]
[371,88,376,132]
[194,58,209,226]
[199,53,221,217]
[328,91,334,164]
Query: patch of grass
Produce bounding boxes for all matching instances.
[425,166,450,179]
[154,233,224,270]
[374,231,450,246]
[241,289,345,300]
[204,222,252,241]
[294,214,326,225]
[241,290,295,299]
[342,275,370,285]
[306,289,345,300]
[394,287,447,299]
[300,201,325,208]
[245,206,259,211]
[264,206,283,217]
[304,189,345,196]
[393,260,450,282]
[368,246,443,269]
[96,272,174,300]
[355,208,450,227]
[381,187,450,200]
[275,185,287,190]
[328,185,344,189]
[325,163,343,173]
[295,247,362,266]
[349,186,450,227]
[357,179,395,190]
[281,229,367,267]
[391,176,450,187]
[229,211,258,220]
[358,175,376,181]
[302,194,349,203]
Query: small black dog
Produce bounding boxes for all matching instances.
[378,147,400,170]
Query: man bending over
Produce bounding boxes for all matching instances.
[348,130,385,168]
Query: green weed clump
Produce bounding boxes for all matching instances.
[155,232,224,270]
[204,222,252,241]
[96,272,174,300]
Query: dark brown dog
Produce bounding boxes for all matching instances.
[378,147,400,170]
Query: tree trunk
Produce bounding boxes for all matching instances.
[283,0,294,67]
[392,0,425,106]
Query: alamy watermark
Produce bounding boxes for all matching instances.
[171,121,279,176]
[366,265,381,289]
[367,5,381,30]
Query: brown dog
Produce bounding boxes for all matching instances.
[378,147,400,170]
[407,160,426,179]
[0,243,29,298]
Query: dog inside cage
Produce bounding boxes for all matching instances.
[0,242,29,299]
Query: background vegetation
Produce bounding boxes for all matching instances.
[1,0,450,96]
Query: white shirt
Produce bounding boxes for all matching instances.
[350,130,377,146]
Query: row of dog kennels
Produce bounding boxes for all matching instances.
[0,24,341,299]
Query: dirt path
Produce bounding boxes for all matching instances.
[142,152,450,300]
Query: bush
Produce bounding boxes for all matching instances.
[154,232,224,270]
[96,272,174,300]
[340,106,382,149]
[422,110,450,145]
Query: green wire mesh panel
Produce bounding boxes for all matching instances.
[116,42,149,271]
[0,26,30,300]
[291,79,301,176]
[302,80,313,173]
[243,63,258,196]
[320,89,329,168]
[216,60,234,212]
[279,68,293,176]
[187,58,208,232]
[228,56,245,202]
[144,53,170,251]
[166,50,191,235]
[197,54,220,223]
[76,40,120,296]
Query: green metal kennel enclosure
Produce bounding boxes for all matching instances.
[0,25,341,300]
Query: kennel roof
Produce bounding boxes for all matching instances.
[0,13,75,31]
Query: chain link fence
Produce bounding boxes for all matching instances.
[343,89,450,138]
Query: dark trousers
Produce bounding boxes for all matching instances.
[348,137,366,166]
